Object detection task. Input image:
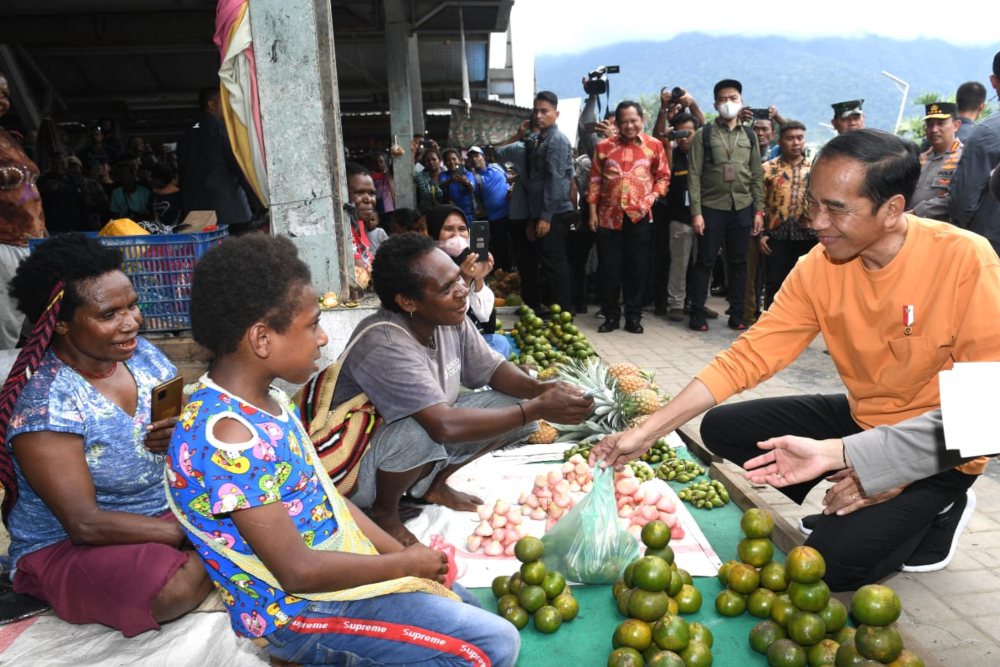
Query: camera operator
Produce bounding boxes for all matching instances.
[654,86,707,141]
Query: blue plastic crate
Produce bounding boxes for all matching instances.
[29,227,228,332]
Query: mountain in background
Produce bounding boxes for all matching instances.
[536,34,998,141]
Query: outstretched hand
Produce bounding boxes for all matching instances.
[588,429,649,470]
[743,435,845,488]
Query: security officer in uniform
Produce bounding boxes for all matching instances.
[911,102,964,221]
[831,99,865,134]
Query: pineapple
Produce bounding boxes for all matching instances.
[629,413,651,429]
[631,388,662,415]
[608,362,641,380]
[528,420,558,444]
[537,365,559,381]
[616,373,650,393]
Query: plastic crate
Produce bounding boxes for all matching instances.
[29,227,228,332]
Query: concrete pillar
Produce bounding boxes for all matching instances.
[247,0,349,296]
[408,35,425,133]
[383,0,415,209]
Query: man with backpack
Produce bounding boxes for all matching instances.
[687,79,765,332]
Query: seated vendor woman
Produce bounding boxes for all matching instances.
[332,232,594,544]
[168,234,520,666]
[426,204,510,358]
[0,234,211,636]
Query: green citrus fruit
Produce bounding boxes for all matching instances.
[518,584,547,613]
[807,638,839,667]
[739,537,775,568]
[760,562,789,592]
[767,638,807,667]
[501,604,529,629]
[717,559,740,587]
[508,572,524,596]
[652,614,690,652]
[818,598,848,634]
[834,642,866,667]
[552,591,579,621]
[789,580,831,613]
[674,584,702,614]
[521,559,547,585]
[623,561,637,588]
[833,626,856,646]
[629,588,671,622]
[741,508,776,538]
[642,520,672,549]
[786,546,826,584]
[748,587,778,618]
[497,593,519,615]
[645,649,686,667]
[715,589,747,617]
[613,618,653,652]
[728,562,761,594]
[688,622,714,648]
[514,535,544,563]
[613,579,629,600]
[788,610,827,646]
[749,619,787,654]
[533,605,562,634]
[607,647,644,667]
[666,596,679,617]
[491,575,510,598]
[886,649,925,667]
[855,624,903,663]
[668,569,684,597]
[677,568,693,585]
[616,587,633,617]
[541,570,566,598]
[634,555,672,592]
[647,545,676,566]
[771,597,797,628]
[680,640,713,667]
[851,585,902,626]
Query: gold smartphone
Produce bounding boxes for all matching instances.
[151,376,184,422]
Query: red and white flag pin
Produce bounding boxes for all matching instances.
[903,305,914,336]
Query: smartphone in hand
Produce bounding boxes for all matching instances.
[470,220,490,262]
[151,376,184,422]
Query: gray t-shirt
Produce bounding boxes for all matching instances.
[332,309,504,424]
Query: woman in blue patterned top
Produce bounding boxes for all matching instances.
[167,234,518,665]
[1,234,211,636]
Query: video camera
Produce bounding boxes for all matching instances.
[584,65,620,96]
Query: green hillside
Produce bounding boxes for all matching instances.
[536,33,999,141]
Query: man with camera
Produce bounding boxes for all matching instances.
[587,101,670,334]
[522,91,575,314]
[687,79,765,332]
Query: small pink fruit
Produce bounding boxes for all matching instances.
[655,496,676,513]
[640,505,659,522]
[493,500,510,516]
[582,482,593,493]
[518,491,529,504]
[474,521,493,537]
[547,470,562,486]
[575,462,589,477]
[484,540,504,557]
[627,524,643,539]
[504,542,516,557]
[476,505,491,520]
[525,495,539,509]
[466,535,482,552]
[530,507,547,521]
[671,525,685,540]
[619,505,635,519]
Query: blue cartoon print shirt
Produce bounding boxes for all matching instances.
[167,377,339,638]
[5,337,175,567]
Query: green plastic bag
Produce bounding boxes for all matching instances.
[541,465,640,584]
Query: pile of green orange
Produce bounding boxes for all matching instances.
[607,521,714,666]
[836,584,924,666]
[509,304,595,370]
[492,536,579,634]
[715,508,782,619]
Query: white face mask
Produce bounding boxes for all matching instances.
[438,235,470,258]
[718,101,742,120]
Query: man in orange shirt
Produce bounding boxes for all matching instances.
[587,101,670,334]
[593,129,1000,591]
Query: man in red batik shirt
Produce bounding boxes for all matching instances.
[588,100,670,334]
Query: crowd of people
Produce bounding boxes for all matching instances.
[2,44,1000,666]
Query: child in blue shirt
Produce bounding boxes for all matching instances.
[167,234,518,665]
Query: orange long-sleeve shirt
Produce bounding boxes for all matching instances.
[696,216,1000,476]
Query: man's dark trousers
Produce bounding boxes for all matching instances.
[690,205,752,325]
[701,394,975,591]
[597,213,653,323]
[520,210,575,313]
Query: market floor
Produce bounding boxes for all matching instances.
[579,296,1000,667]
